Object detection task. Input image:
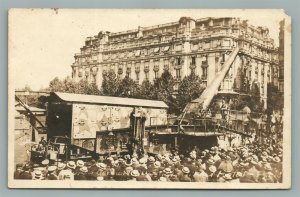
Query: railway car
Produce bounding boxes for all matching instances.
[46,92,169,159]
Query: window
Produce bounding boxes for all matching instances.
[145,72,149,80]
[176,69,181,79]
[222,40,231,47]
[163,46,170,52]
[249,70,252,80]
[118,67,123,75]
[191,56,196,65]
[192,43,198,51]
[136,72,140,81]
[201,59,209,80]
[202,67,207,80]
[204,41,211,49]
[126,67,131,78]
[154,71,159,79]
[177,57,181,65]
[175,44,182,51]
[135,50,141,57]
[221,53,226,63]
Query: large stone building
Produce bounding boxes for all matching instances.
[278,19,285,93]
[71,17,280,106]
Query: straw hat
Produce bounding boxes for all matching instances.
[34,170,43,180]
[139,158,147,165]
[67,161,76,169]
[130,170,140,177]
[41,159,49,165]
[57,163,66,170]
[80,166,88,173]
[273,156,281,163]
[96,162,107,169]
[163,168,172,174]
[154,161,161,168]
[223,173,232,180]
[148,156,155,162]
[76,160,84,167]
[208,166,217,173]
[207,158,215,165]
[131,158,138,163]
[182,167,190,174]
[48,166,57,172]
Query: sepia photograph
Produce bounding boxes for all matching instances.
[8,9,291,189]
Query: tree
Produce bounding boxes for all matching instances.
[62,76,77,93]
[249,82,264,112]
[76,79,101,95]
[177,73,205,114]
[266,83,284,115]
[116,76,140,98]
[153,70,177,114]
[49,77,64,92]
[101,70,120,96]
[48,77,101,95]
[139,80,156,100]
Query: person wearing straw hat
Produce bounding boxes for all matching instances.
[32,170,44,180]
[128,170,140,181]
[56,162,66,175]
[75,166,88,180]
[75,160,85,174]
[179,167,191,182]
[47,166,58,180]
[66,161,76,171]
[160,167,172,181]
[40,159,50,176]
[222,173,233,182]
[131,157,140,169]
[96,162,108,178]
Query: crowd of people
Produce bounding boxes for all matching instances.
[14,142,283,183]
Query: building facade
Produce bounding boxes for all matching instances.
[278,19,285,93]
[71,17,280,106]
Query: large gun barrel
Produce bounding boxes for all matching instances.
[179,47,240,123]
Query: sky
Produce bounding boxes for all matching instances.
[9,9,286,90]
